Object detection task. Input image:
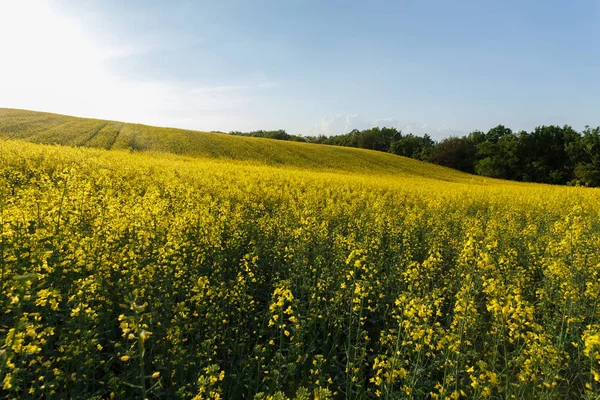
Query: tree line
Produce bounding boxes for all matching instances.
[229,125,600,186]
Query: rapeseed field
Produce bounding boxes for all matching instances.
[0,108,485,181]
[0,117,599,399]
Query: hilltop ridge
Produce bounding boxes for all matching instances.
[0,108,481,182]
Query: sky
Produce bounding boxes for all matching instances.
[0,0,598,139]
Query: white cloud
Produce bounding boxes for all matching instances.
[309,114,369,136]
[0,1,273,131]
[310,114,463,138]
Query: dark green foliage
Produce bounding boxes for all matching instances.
[356,127,402,151]
[229,129,306,142]
[429,136,476,173]
[389,134,434,160]
[570,126,600,186]
[299,124,600,187]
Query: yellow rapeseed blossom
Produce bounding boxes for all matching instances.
[0,132,599,398]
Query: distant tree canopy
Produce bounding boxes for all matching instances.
[229,130,307,142]
[230,124,600,187]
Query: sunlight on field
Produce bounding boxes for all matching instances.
[0,136,599,398]
[0,108,483,182]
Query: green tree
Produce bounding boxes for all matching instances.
[473,126,520,179]
[572,126,600,186]
[389,134,434,160]
[429,136,475,172]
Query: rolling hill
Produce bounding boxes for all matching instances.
[1,108,599,399]
[0,108,484,182]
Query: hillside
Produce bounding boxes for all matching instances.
[1,109,599,399]
[0,108,484,182]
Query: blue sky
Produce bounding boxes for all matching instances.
[0,1,598,138]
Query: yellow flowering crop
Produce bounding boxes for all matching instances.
[0,132,599,399]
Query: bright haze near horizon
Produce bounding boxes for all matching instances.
[0,0,598,139]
